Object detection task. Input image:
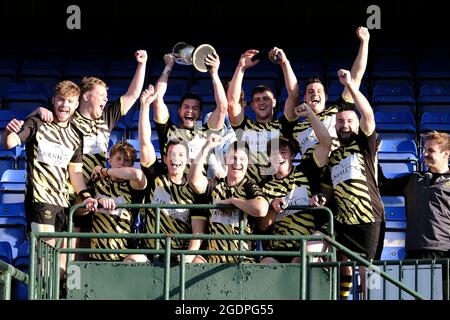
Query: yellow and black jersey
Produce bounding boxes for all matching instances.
[282,97,355,159]
[232,115,283,183]
[155,116,209,175]
[89,178,146,261]
[71,99,123,181]
[322,129,384,225]
[202,176,269,263]
[141,160,204,250]
[19,116,83,207]
[261,155,324,250]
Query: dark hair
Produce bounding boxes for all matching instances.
[266,136,299,157]
[179,92,203,111]
[251,85,274,99]
[166,138,189,153]
[304,78,327,95]
[226,140,250,157]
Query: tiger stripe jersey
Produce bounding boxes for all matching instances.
[141,160,205,250]
[89,177,146,261]
[19,116,83,207]
[202,176,269,263]
[155,116,210,175]
[283,97,355,159]
[71,98,123,181]
[261,154,324,250]
[231,116,283,183]
[322,129,384,225]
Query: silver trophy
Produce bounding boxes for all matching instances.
[172,42,216,72]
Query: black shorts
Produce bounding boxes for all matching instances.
[334,220,382,260]
[26,199,68,232]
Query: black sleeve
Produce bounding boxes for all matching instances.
[141,160,164,191]
[297,154,324,195]
[203,177,220,197]
[378,167,412,196]
[244,180,269,203]
[19,116,40,144]
[333,95,356,110]
[103,99,123,132]
[278,113,297,138]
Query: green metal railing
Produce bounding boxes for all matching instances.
[0,260,29,300]
[26,203,432,300]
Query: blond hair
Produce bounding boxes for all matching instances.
[54,80,80,98]
[80,77,108,96]
[423,131,450,152]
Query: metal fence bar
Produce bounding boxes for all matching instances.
[163,236,171,300]
[180,254,185,300]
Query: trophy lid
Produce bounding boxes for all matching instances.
[192,44,216,72]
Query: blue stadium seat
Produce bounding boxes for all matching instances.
[382,196,406,221]
[373,103,416,114]
[378,139,418,178]
[4,82,49,112]
[371,54,414,80]
[0,241,12,263]
[0,57,17,99]
[418,84,450,105]
[372,84,415,105]
[290,54,325,81]
[0,202,27,259]
[417,55,450,80]
[19,59,62,96]
[375,111,416,140]
[13,240,29,300]
[163,79,190,104]
[0,169,26,203]
[419,112,450,133]
[150,59,193,80]
[125,139,140,160]
[381,231,406,261]
[63,59,106,82]
[189,79,216,104]
[106,58,138,87]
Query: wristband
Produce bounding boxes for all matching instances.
[79,189,93,201]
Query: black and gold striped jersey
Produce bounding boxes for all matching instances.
[202,176,268,263]
[322,130,384,225]
[283,97,355,159]
[155,116,210,175]
[20,116,83,207]
[141,160,204,250]
[71,99,123,181]
[261,155,324,250]
[232,116,283,183]
[89,177,145,261]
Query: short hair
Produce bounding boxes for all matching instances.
[54,80,80,98]
[304,78,327,95]
[226,140,250,157]
[166,138,189,154]
[80,76,108,96]
[179,92,203,111]
[266,136,300,157]
[423,131,450,152]
[109,141,137,163]
[251,85,274,99]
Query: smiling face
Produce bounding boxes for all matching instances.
[225,147,249,184]
[423,139,450,172]
[178,98,201,129]
[304,81,327,114]
[85,84,108,119]
[164,143,188,177]
[251,90,275,122]
[52,94,79,124]
[269,145,294,177]
[335,110,359,144]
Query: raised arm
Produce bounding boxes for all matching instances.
[138,85,158,166]
[205,52,228,130]
[294,103,332,166]
[121,50,148,114]
[91,165,147,190]
[342,27,370,102]
[188,134,222,193]
[153,54,174,124]
[2,119,26,149]
[228,196,269,218]
[338,69,375,135]
[227,49,260,126]
[269,47,300,121]
[68,164,97,211]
